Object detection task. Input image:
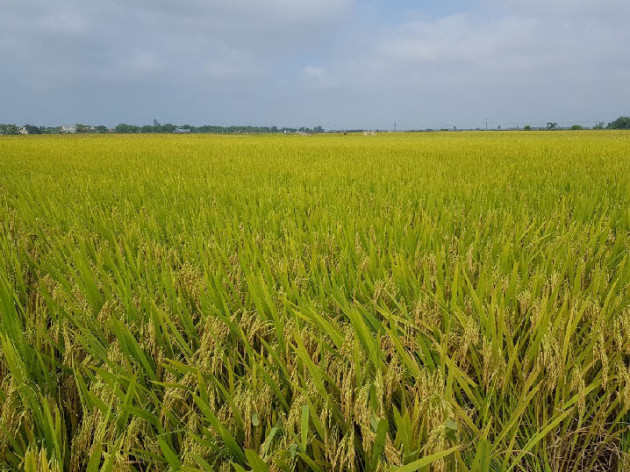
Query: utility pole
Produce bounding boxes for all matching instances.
[394,121,397,132]
[485,117,488,131]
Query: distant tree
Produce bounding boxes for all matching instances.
[114,123,140,133]
[0,124,19,135]
[571,124,583,130]
[95,125,109,133]
[546,122,558,130]
[23,124,42,134]
[593,122,605,130]
[76,124,93,133]
[524,125,532,131]
[40,126,61,134]
[607,116,630,129]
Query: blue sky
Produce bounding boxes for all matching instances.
[1,0,629,129]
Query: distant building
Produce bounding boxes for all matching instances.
[61,125,76,134]
[173,128,191,134]
[19,127,29,135]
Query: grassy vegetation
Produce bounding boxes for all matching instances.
[0,132,628,471]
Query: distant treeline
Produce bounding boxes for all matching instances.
[115,123,327,134]
[1,117,629,135]
[0,122,326,135]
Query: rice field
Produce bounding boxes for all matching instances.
[0,131,629,471]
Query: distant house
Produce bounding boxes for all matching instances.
[19,127,28,135]
[173,128,191,134]
[61,125,76,134]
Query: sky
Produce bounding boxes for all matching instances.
[1,0,629,130]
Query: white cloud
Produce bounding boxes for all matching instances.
[0,0,351,95]
[499,0,630,20]
[292,6,630,128]
[0,0,628,128]
[128,51,163,74]
[119,0,351,22]
[39,12,88,35]
[205,61,261,81]
[302,66,338,89]
[218,0,351,22]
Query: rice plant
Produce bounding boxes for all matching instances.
[0,131,628,471]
